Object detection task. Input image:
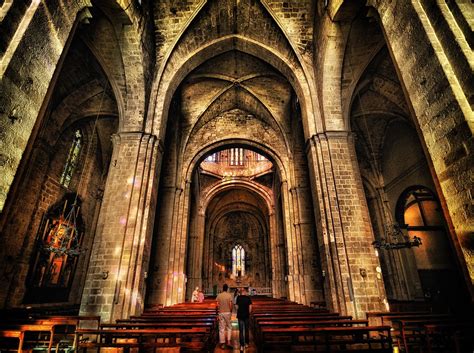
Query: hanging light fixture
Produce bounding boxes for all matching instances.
[42,79,108,258]
[372,222,422,250]
[353,64,422,252]
[43,198,83,257]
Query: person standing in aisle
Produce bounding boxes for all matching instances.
[235,287,252,351]
[216,283,233,349]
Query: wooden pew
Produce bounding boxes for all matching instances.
[390,317,472,353]
[255,319,368,347]
[0,324,55,353]
[141,310,216,316]
[375,314,450,350]
[101,321,217,345]
[391,318,455,353]
[121,316,216,324]
[251,312,340,329]
[75,327,212,353]
[0,316,100,353]
[424,321,474,353]
[102,322,214,330]
[259,325,392,353]
[366,311,431,326]
[253,314,350,332]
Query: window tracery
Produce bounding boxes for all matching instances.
[60,129,83,188]
[232,244,245,277]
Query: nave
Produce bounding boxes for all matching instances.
[0,295,473,353]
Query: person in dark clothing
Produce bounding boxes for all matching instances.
[235,287,252,350]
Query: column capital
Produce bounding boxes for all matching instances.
[111,131,163,151]
[306,131,354,154]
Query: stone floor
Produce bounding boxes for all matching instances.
[213,317,257,352]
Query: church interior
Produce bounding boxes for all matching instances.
[0,0,473,352]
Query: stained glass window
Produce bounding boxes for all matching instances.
[232,244,245,277]
[255,152,266,161]
[230,148,244,166]
[206,153,218,162]
[60,129,83,188]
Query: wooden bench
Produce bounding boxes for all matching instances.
[101,321,218,347]
[0,324,55,353]
[259,325,392,353]
[365,311,432,326]
[251,312,341,329]
[253,314,351,332]
[75,327,212,353]
[255,319,368,347]
[424,321,474,353]
[141,308,217,316]
[390,317,458,353]
[121,316,216,324]
[0,316,100,353]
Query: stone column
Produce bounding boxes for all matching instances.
[79,132,162,322]
[376,187,424,300]
[186,207,205,298]
[269,209,285,299]
[280,181,307,304]
[369,0,474,289]
[291,186,323,305]
[306,132,386,317]
[161,180,192,306]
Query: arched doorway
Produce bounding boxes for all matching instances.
[187,148,274,297]
[146,48,322,307]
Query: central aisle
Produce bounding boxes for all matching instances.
[214,316,257,352]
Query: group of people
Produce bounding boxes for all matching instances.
[191,286,205,303]
[190,284,253,350]
[216,284,252,351]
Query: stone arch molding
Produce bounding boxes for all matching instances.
[149,29,319,143]
[203,181,274,216]
[184,138,289,187]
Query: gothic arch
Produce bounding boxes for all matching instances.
[149,35,318,141]
[184,139,288,186]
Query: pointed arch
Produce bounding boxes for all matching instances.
[148,35,318,143]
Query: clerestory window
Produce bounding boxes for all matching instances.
[60,129,83,188]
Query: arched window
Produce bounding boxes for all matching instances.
[60,129,83,188]
[230,148,244,166]
[205,153,219,162]
[255,151,266,161]
[232,244,245,277]
[396,186,451,270]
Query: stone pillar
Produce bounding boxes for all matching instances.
[79,132,162,322]
[158,180,192,306]
[269,209,285,299]
[306,132,386,317]
[186,207,205,298]
[290,186,321,305]
[376,187,424,301]
[280,181,307,304]
[369,0,474,290]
